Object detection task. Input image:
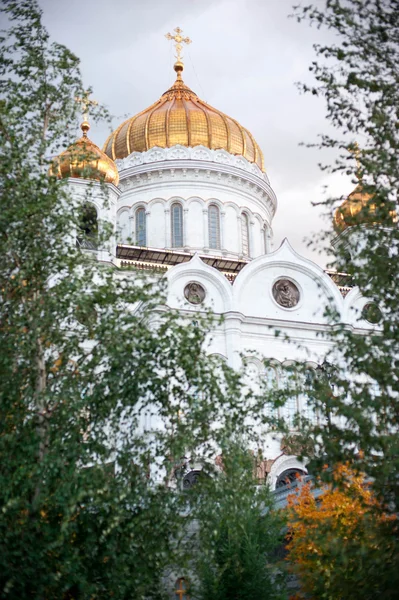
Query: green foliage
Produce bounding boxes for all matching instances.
[0,2,254,598]
[285,1,399,597]
[194,445,287,600]
[292,0,399,503]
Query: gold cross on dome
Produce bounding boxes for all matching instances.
[165,27,192,64]
[75,89,98,123]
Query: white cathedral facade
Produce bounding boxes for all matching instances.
[55,44,373,492]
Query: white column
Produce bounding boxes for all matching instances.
[250,218,255,258]
[183,207,189,249]
[165,208,171,249]
[224,313,244,370]
[265,225,273,254]
[220,209,226,253]
[145,209,151,247]
[129,211,134,244]
[237,213,243,257]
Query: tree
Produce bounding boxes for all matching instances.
[286,464,396,600]
[0,1,253,597]
[194,445,287,600]
[283,0,399,596]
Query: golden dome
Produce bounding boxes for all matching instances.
[103,63,264,171]
[333,182,374,232]
[53,121,119,186]
[334,182,396,233]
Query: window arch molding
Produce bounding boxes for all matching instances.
[268,454,308,490]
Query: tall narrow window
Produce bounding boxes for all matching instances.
[208,204,221,249]
[171,203,183,247]
[241,212,250,256]
[77,203,98,250]
[135,208,146,246]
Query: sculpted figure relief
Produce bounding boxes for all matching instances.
[272,279,300,308]
[184,282,206,305]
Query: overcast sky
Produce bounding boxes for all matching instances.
[38,0,352,267]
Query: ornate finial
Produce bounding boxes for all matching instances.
[75,90,98,137]
[165,26,192,75]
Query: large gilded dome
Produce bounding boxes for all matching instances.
[103,63,264,171]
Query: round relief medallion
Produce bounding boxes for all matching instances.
[362,302,382,324]
[184,282,206,305]
[272,279,300,309]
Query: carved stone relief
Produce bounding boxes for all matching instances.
[362,302,382,324]
[184,282,206,305]
[272,279,300,308]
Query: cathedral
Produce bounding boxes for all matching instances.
[53,28,373,494]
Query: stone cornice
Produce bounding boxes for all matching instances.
[115,145,277,217]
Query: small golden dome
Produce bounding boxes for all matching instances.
[103,64,265,171]
[333,182,375,232]
[334,182,396,233]
[53,121,119,186]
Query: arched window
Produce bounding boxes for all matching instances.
[77,202,98,250]
[175,577,189,600]
[276,468,306,489]
[171,203,183,247]
[135,207,146,246]
[241,212,250,256]
[208,204,221,249]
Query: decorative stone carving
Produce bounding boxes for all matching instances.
[127,153,144,167]
[192,147,212,161]
[215,150,232,165]
[272,279,300,308]
[168,146,189,160]
[184,282,206,305]
[144,148,165,163]
[119,144,269,181]
[362,302,382,324]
